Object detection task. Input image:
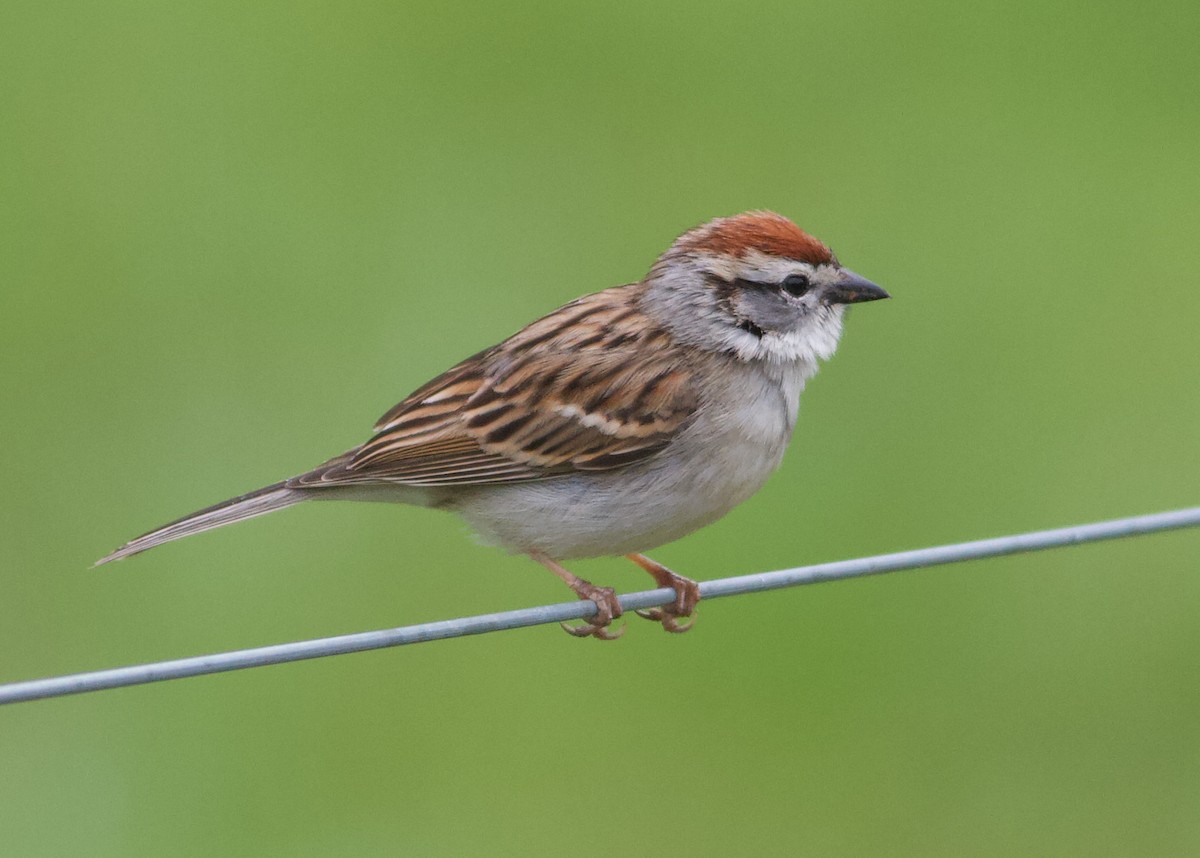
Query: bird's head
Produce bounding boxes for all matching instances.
[642,211,888,364]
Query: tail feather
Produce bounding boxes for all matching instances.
[95,482,306,566]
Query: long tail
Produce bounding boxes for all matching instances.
[95,482,307,566]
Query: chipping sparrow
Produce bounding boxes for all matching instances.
[98,211,888,639]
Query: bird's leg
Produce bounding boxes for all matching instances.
[627,553,700,633]
[531,552,625,641]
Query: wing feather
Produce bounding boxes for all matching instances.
[306,286,698,488]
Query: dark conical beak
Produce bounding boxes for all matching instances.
[825,268,889,304]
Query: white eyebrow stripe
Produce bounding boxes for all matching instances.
[693,250,818,283]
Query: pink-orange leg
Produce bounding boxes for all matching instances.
[531,552,625,641]
[627,553,700,633]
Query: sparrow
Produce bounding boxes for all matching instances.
[97,211,888,639]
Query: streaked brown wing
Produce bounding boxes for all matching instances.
[303,287,698,488]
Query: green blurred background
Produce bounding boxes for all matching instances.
[2,1,1198,854]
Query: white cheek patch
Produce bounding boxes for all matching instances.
[746,305,845,364]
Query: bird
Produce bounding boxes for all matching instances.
[97,211,888,639]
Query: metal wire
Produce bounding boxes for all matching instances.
[2,506,1198,705]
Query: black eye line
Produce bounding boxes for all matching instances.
[725,274,816,296]
[730,277,776,291]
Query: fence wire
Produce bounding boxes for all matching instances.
[2,506,1198,705]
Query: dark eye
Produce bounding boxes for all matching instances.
[781,273,811,297]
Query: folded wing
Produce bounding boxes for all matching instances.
[290,287,698,489]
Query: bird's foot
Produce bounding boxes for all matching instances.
[559,582,625,641]
[628,554,700,634]
[634,606,696,634]
[530,552,626,641]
